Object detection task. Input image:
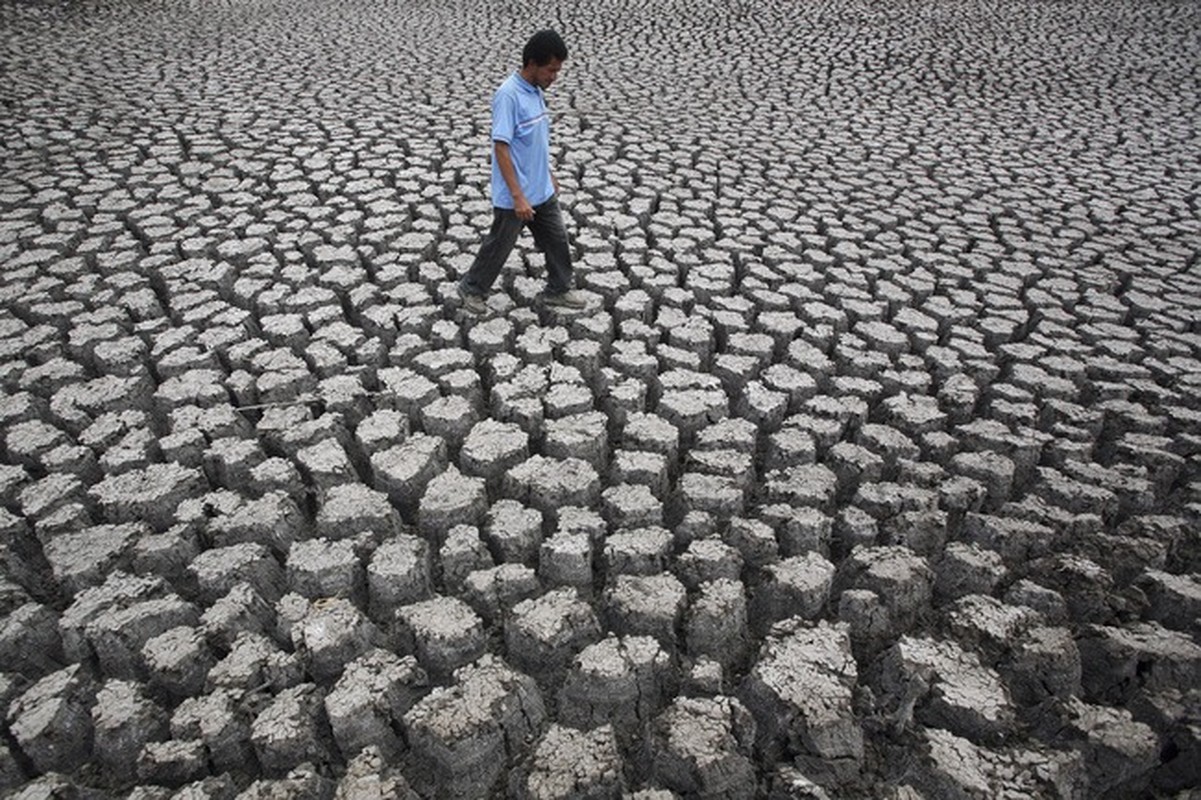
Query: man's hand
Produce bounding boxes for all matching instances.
[494,142,534,221]
[513,195,535,221]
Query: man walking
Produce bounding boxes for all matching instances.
[458,29,585,314]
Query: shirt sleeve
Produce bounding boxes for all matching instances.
[491,89,517,145]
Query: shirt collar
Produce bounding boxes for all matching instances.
[514,71,539,94]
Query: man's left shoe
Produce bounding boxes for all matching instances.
[544,290,587,309]
[458,284,488,315]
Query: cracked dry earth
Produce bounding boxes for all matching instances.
[1,0,1199,797]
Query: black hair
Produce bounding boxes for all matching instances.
[522,29,568,67]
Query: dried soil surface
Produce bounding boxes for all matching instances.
[1,0,1199,797]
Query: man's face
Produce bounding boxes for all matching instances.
[528,58,564,89]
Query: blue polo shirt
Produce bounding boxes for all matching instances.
[490,71,554,209]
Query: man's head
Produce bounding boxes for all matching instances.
[521,29,567,89]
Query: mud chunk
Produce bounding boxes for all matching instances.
[604,525,673,576]
[685,578,749,669]
[335,745,421,799]
[136,738,208,787]
[91,679,168,776]
[90,463,207,532]
[200,582,277,650]
[650,695,757,800]
[371,433,448,518]
[419,466,489,539]
[674,538,743,591]
[539,529,594,589]
[1060,698,1158,796]
[1077,621,1201,704]
[141,625,214,698]
[877,634,1017,744]
[0,602,63,679]
[42,522,142,597]
[7,664,96,774]
[558,634,674,747]
[604,573,687,649]
[396,595,487,678]
[740,621,862,782]
[834,545,933,639]
[85,594,200,679]
[404,655,547,798]
[250,682,333,775]
[511,723,626,800]
[933,542,1007,603]
[317,482,405,541]
[506,587,603,686]
[170,687,254,773]
[366,533,432,619]
[325,648,426,760]
[754,553,835,633]
[460,418,530,494]
[189,542,285,604]
[439,525,494,594]
[484,498,544,564]
[292,597,383,683]
[503,455,603,516]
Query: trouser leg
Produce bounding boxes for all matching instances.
[527,195,574,295]
[460,207,523,296]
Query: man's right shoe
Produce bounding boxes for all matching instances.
[458,285,487,315]
[543,290,587,309]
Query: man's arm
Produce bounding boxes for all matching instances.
[494,141,534,221]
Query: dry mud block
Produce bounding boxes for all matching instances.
[316,482,405,541]
[558,634,675,749]
[418,466,489,539]
[91,679,168,777]
[7,665,96,774]
[603,573,687,650]
[285,536,362,602]
[740,620,862,790]
[291,596,383,683]
[459,418,530,493]
[0,602,64,679]
[503,455,603,517]
[89,464,207,533]
[141,625,215,698]
[41,522,143,598]
[370,433,448,519]
[484,498,544,564]
[1076,621,1201,704]
[250,683,334,776]
[324,648,426,761]
[909,726,1088,799]
[3,0,1201,793]
[188,542,285,604]
[403,655,547,798]
[366,533,432,619]
[510,724,627,800]
[876,634,1018,745]
[751,552,836,632]
[505,587,603,685]
[650,695,757,799]
[395,595,487,678]
[337,746,421,799]
[685,577,750,669]
[86,594,200,680]
[170,688,256,774]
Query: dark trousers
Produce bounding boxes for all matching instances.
[460,195,573,297]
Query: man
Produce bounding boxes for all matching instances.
[458,29,586,314]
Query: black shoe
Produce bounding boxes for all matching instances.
[458,284,487,315]
[544,290,586,309]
